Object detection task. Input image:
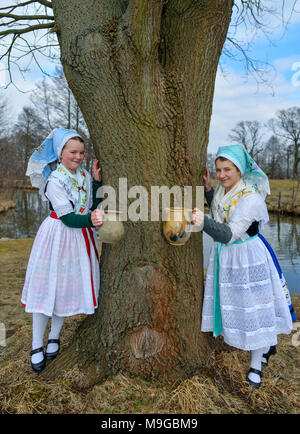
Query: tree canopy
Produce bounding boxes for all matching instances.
[1,1,299,88]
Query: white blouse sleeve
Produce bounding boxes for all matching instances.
[228,193,269,243]
[45,178,74,218]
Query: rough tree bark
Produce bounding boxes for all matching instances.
[43,0,233,385]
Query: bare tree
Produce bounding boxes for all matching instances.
[206,152,216,178]
[0,0,56,87]
[30,78,55,130]
[284,144,294,179]
[12,105,46,176]
[0,91,9,138]
[0,92,11,178]
[263,135,284,178]
[268,107,300,179]
[30,67,94,168]
[34,66,88,133]
[228,120,265,161]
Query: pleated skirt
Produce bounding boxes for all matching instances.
[21,216,100,317]
[201,236,292,350]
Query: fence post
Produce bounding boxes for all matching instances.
[0,322,6,347]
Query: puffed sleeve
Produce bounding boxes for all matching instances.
[45,178,74,218]
[228,193,269,242]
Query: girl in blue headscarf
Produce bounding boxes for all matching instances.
[192,144,293,389]
[21,129,104,373]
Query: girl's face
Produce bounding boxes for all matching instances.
[215,158,241,192]
[60,139,85,174]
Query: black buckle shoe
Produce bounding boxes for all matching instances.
[247,368,263,389]
[30,346,46,373]
[45,339,60,360]
[262,345,277,366]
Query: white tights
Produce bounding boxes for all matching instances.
[248,346,269,384]
[31,313,65,363]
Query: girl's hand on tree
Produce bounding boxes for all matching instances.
[192,208,204,229]
[93,159,101,182]
[203,166,212,192]
[91,209,104,227]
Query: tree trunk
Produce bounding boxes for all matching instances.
[45,0,233,385]
[293,140,299,179]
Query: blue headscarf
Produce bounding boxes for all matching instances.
[26,128,82,199]
[215,144,270,198]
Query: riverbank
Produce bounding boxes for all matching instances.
[0,189,16,214]
[208,178,300,216]
[1,178,300,216]
[0,178,32,190]
[266,179,300,216]
[0,200,16,213]
[0,238,299,414]
[0,186,17,213]
[0,179,31,215]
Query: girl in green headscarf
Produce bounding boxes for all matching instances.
[192,144,293,389]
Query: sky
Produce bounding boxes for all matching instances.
[1,2,300,154]
[209,2,300,153]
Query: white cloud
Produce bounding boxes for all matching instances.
[274,55,300,72]
[208,62,300,153]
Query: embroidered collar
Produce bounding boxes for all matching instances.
[211,179,258,223]
[52,163,88,214]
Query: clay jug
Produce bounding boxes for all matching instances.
[163,207,192,246]
[96,210,125,244]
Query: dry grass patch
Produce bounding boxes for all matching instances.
[1,312,299,414]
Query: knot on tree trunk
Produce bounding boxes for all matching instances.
[130,326,167,359]
[118,264,181,378]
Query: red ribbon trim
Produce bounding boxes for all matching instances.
[50,211,59,219]
[22,212,98,308]
[82,228,97,307]
[87,227,99,261]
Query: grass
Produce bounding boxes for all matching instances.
[267,179,300,215]
[0,238,299,414]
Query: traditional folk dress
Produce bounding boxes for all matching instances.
[21,163,100,318]
[201,177,293,351]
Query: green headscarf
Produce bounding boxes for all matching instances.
[215,144,270,198]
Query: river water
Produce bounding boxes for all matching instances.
[1,188,300,294]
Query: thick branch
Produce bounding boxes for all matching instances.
[0,13,54,21]
[123,0,164,58]
[37,0,52,7]
[225,36,274,86]
[0,1,52,12]
[0,22,54,37]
